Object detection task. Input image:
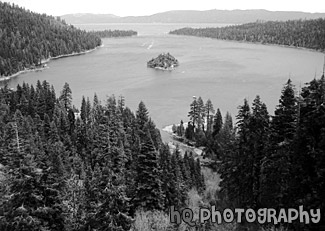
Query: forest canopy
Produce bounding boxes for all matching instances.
[170,74,325,230]
[0,2,137,78]
[0,81,204,230]
[89,29,137,38]
[170,18,325,51]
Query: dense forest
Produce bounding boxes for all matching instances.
[147,53,179,70]
[0,81,205,230]
[1,78,324,231]
[89,30,137,38]
[0,2,137,78]
[172,74,325,230]
[0,2,100,77]
[170,18,325,51]
[1,1,325,230]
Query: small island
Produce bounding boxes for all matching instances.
[147,53,179,70]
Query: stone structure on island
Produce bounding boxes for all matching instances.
[147,53,179,70]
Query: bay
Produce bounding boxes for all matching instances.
[4,23,324,141]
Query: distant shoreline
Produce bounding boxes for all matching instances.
[0,44,103,82]
[169,34,325,54]
[228,38,325,54]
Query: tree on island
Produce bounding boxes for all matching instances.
[147,53,179,70]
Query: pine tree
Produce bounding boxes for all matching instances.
[214,112,235,161]
[136,101,149,132]
[1,141,66,230]
[260,79,297,208]
[219,99,251,208]
[59,82,72,111]
[196,96,205,131]
[272,79,297,143]
[205,99,215,134]
[185,121,194,140]
[176,120,185,137]
[145,119,162,151]
[188,97,198,130]
[209,108,224,159]
[212,108,223,137]
[194,158,205,193]
[224,112,233,130]
[91,165,133,231]
[133,131,164,211]
[158,144,174,209]
[181,152,192,190]
[170,147,187,208]
[65,171,86,231]
[67,109,75,136]
[117,95,125,113]
[80,96,87,123]
[294,75,325,222]
[250,95,269,208]
[86,97,91,123]
[43,113,51,138]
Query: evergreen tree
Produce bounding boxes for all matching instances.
[294,75,325,226]
[224,112,233,130]
[158,144,174,209]
[1,144,66,230]
[212,108,223,137]
[86,97,91,124]
[196,96,205,131]
[194,158,205,193]
[176,120,185,137]
[67,109,75,136]
[219,99,251,208]
[205,99,215,134]
[250,95,269,208]
[181,152,192,190]
[260,79,297,208]
[214,112,235,160]
[59,82,72,111]
[185,122,194,140]
[272,79,297,143]
[170,147,187,208]
[188,97,198,130]
[133,131,164,211]
[80,96,87,123]
[136,101,149,132]
[91,166,133,231]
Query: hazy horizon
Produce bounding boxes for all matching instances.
[60,8,325,17]
[4,0,325,17]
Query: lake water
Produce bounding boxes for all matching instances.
[3,23,325,141]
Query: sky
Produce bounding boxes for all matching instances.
[4,0,325,16]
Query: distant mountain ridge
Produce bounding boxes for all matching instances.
[61,13,120,24]
[61,9,325,24]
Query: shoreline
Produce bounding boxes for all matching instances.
[169,34,325,54]
[153,66,177,71]
[162,123,204,157]
[224,38,325,54]
[0,44,103,82]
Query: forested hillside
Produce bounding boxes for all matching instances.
[218,76,325,230]
[0,2,102,77]
[1,78,324,230]
[170,18,325,51]
[171,74,325,230]
[0,81,205,230]
[89,29,137,38]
